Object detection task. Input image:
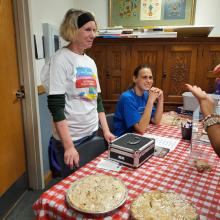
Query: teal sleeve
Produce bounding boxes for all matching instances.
[97,93,105,113]
[47,94,66,122]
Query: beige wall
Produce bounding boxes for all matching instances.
[29,0,74,85]
[194,0,220,36]
[72,0,108,28]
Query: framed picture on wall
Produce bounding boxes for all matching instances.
[108,0,196,27]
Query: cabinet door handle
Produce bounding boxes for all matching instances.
[162,71,167,78]
[106,72,110,78]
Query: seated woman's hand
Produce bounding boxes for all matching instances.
[149,87,161,102]
[157,89,164,101]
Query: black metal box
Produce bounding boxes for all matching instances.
[108,133,155,168]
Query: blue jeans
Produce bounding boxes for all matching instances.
[50,131,97,178]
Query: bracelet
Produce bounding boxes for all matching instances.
[203,114,220,131]
[203,113,219,123]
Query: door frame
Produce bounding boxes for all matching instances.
[13,0,44,189]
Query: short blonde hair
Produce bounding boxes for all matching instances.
[60,9,97,42]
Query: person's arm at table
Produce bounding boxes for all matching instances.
[185,84,220,157]
[134,88,159,133]
[205,124,220,157]
[151,89,164,125]
[54,121,79,168]
[97,93,115,142]
[48,94,79,169]
[99,112,116,142]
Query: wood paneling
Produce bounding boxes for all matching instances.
[106,46,127,100]
[87,46,107,97]
[88,45,128,101]
[131,45,163,88]
[88,37,220,113]
[199,45,220,93]
[162,45,197,103]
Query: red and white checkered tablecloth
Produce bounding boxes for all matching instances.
[33,125,220,220]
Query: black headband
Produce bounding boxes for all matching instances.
[77,12,95,29]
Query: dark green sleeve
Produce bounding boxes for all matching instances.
[47,94,66,122]
[97,93,105,113]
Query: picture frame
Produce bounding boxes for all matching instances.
[108,0,196,27]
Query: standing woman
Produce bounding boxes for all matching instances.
[114,64,164,137]
[41,9,115,177]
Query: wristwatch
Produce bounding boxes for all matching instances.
[203,114,220,131]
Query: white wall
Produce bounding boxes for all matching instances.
[29,0,74,85]
[72,0,108,28]
[194,0,220,36]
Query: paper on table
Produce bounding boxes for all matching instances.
[96,159,121,172]
[143,134,180,151]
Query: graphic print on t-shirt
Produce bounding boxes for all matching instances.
[75,67,97,101]
[138,106,156,118]
[138,106,145,115]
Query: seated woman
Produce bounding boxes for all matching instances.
[114,64,164,137]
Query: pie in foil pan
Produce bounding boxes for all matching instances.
[66,174,127,215]
[130,190,199,220]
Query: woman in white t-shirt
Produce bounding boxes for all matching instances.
[41,9,115,177]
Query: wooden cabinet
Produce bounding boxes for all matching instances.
[87,45,107,97]
[105,46,128,100]
[131,45,163,88]
[88,45,128,112]
[87,38,220,113]
[196,44,220,93]
[162,45,197,104]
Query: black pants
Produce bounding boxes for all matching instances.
[50,131,97,178]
